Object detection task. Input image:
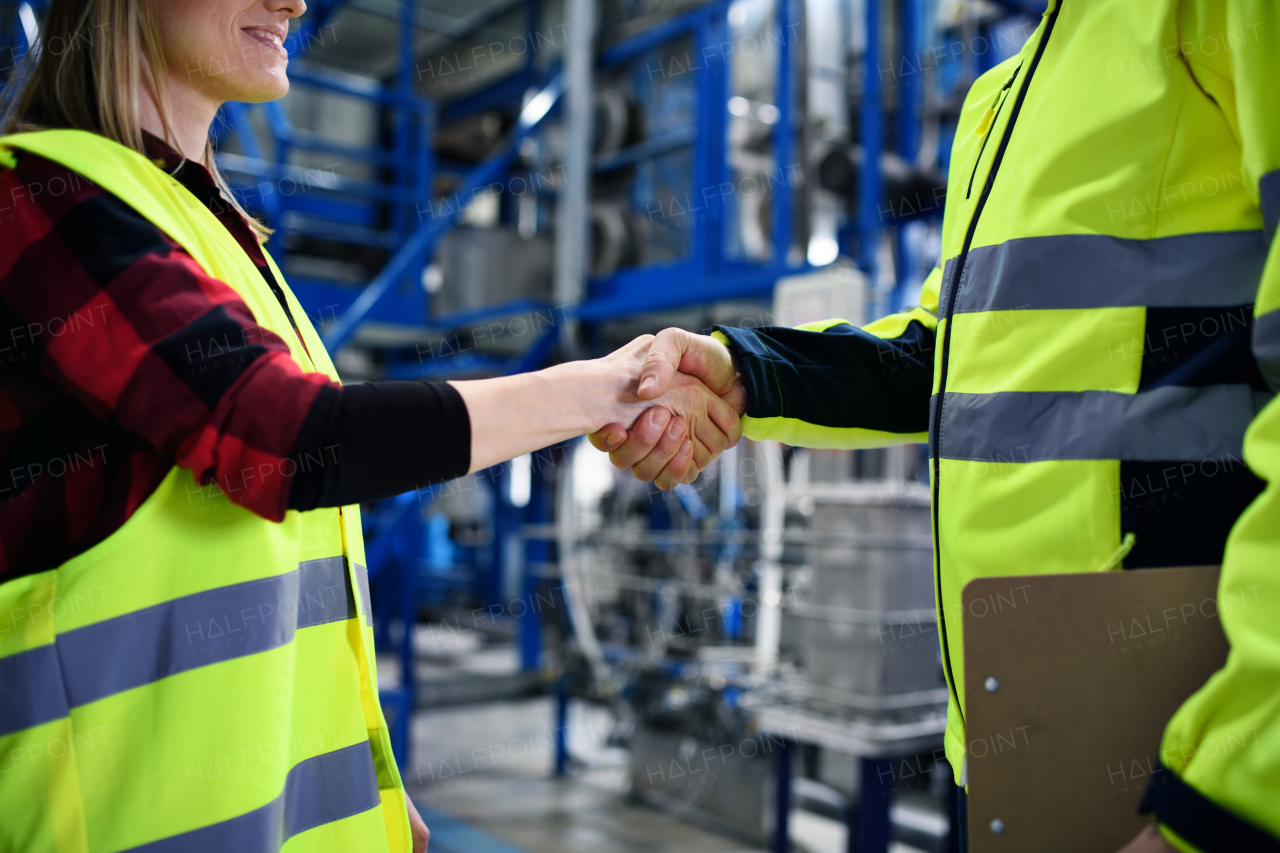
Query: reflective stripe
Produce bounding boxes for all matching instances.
[0,557,355,737]
[940,231,1267,315]
[935,385,1258,462]
[0,644,67,735]
[1261,168,1280,241]
[1256,308,1280,392]
[122,741,381,852]
[353,563,373,627]
[296,557,358,629]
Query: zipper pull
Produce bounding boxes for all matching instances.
[973,65,1021,137]
[973,107,996,137]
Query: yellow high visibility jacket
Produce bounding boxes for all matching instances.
[715,1,1280,848]
[0,131,411,853]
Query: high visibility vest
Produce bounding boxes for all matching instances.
[0,130,411,853]
[732,0,1280,846]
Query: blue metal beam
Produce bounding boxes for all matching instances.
[321,73,565,353]
[593,123,697,173]
[598,3,714,67]
[859,0,885,304]
[285,0,344,61]
[771,0,794,265]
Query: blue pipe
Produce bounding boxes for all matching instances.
[859,0,885,311]
[771,0,794,265]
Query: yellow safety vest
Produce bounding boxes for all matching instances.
[0,130,411,853]
[726,1,1280,848]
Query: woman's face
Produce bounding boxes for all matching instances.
[154,0,306,104]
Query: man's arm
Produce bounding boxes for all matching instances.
[592,266,942,481]
[710,278,939,448]
[1136,2,1280,851]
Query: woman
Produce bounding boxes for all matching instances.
[0,1,745,851]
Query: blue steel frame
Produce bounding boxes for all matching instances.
[312,0,810,349]
[130,0,807,769]
[579,0,807,320]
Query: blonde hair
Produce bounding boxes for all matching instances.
[2,0,271,238]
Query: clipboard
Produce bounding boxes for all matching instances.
[962,567,1229,853]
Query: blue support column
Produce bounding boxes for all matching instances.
[554,679,570,776]
[859,0,885,313]
[948,779,964,853]
[520,454,554,672]
[891,0,925,315]
[263,101,290,262]
[771,0,795,267]
[855,757,894,853]
[488,465,521,650]
[692,10,730,277]
[895,0,923,164]
[395,0,418,242]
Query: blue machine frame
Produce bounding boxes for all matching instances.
[204,0,816,768]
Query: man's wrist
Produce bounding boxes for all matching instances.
[708,330,748,413]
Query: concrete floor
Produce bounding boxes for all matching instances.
[405,695,927,853]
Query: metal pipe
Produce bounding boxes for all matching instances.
[755,441,786,669]
[556,443,609,681]
[553,0,596,349]
[518,524,933,549]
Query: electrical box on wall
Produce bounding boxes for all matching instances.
[771,263,867,328]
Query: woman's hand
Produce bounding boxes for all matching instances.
[446,334,741,476]
[406,795,429,852]
[589,335,743,489]
[589,329,748,487]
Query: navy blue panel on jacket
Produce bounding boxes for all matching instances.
[713,321,934,435]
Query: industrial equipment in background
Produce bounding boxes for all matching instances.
[0,1,1042,851]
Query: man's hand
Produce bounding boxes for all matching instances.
[589,329,747,486]
[407,794,429,853]
[641,368,744,488]
[1116,824,1178,853]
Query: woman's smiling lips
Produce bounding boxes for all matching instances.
[242,25,287,55]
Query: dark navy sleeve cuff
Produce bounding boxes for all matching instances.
[1141,762,1280,853]
[712,322,934,434]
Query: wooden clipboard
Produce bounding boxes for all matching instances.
[962,567,1229,853]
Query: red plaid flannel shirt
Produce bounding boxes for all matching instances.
[0,136,337,581]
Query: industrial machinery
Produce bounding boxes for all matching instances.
[0,1,1044,850]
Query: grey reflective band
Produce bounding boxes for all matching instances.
[1256,308,1280,392]
[939,231,1267,315]
[354,563,373,627]
[0,557,357,738]
[1260,168,1280,241]
[0,644,67,737]
[296,557,359,629]
[122,741,381,852]
[935,385,1258,463]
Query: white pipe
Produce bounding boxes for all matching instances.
[18,4,39,52]
[553,0,596,349]
[755,441,786,668]
[558,442,608,681]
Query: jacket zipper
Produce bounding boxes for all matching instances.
[965,64,1022,200]
[929,1,1063,728]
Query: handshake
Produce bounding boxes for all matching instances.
[584,329,748,490]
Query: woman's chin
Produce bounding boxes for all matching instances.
[224,74,290,105]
